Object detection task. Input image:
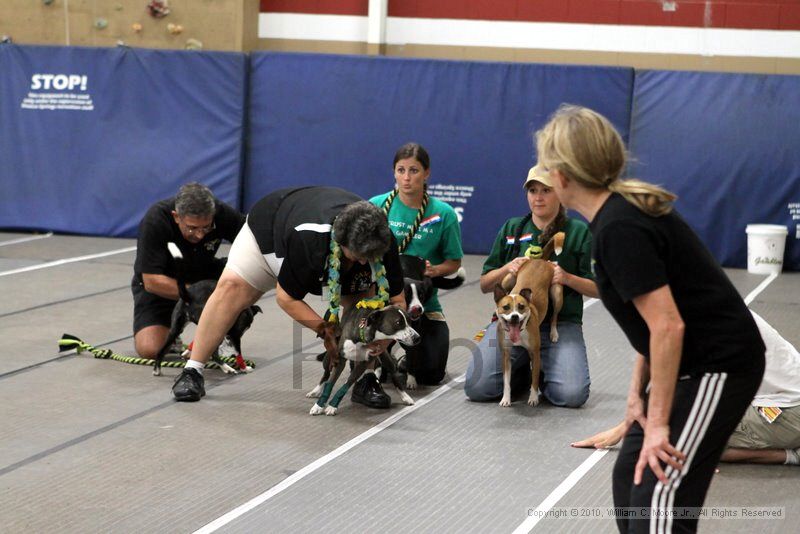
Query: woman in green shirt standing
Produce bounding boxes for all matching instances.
[370,143,464,387]
[465,164,598,407]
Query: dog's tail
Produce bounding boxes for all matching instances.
[541,232,566,261]
[432,266,466,290]
[167,242,193,303]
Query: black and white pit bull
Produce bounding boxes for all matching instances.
[152,243,261,377]
[393,255,466,388]
[399,254,466,320]
[307,304,420,416]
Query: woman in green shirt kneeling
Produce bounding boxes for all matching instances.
[465,164,598,407]
[370,143,464,387]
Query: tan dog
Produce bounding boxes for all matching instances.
[493,232,565,407]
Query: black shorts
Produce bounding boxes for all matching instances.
[132,279,177,334]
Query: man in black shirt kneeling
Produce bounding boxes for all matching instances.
[131,182,245,359]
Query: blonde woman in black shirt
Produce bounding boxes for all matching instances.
[536,105,765,534]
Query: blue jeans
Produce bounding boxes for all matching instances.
[464,320,590,408]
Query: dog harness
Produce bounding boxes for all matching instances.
[356,317,370,343]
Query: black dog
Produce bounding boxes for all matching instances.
[152,243,261,376]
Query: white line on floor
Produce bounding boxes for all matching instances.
[512,449,609,534]
[512,273,779,534]
[192,376,466,534]
[744,272,779,305]
[0,246,136,277]
[195,298,601,532]
[0,232,53,247]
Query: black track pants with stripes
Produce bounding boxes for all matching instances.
[612,366,764,533]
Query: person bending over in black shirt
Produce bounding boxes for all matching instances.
[132,182,245,358]
[536,105,765,534]
[172,187,405,405]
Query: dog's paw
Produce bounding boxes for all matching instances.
[309,403,325,415]
[220,363,238,375]
[306,384,323,398]
[399,390,415,406]
[499,397,512,407]
[324,406,338,416]
[550,330,559,343]
[152,368,161,377]
[528,389,540,406]
[406,374,417,390]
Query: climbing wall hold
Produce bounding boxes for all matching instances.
[167,23,184,35]
[185,38,203,50]
[147,0,170,18]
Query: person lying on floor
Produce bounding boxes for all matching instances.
[572,310,800,466]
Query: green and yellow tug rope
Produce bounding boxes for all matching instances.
[57,333,255,370]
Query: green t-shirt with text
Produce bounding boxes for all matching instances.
[370,192,464,314]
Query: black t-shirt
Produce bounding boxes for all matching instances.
[247,187,404,300]
[133,198,245,285]
[590,194,764,376]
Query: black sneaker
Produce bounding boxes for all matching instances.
[378,364,389,384]
[351,372,391,409]
[173,368,205,402]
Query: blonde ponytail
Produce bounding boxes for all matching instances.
[536,105,677,217]
[607,179,676,216]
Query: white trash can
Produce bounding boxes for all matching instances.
[745,224,788,275]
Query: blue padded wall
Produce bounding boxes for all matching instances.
[5,45,796,271]
[0,45,246,237]
[246,52,634,254]
[629,70,800,271]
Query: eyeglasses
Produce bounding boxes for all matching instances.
[183,220,215,236]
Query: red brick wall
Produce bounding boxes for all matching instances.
[260,0,800,30]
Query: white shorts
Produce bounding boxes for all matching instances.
[225,220,282,293]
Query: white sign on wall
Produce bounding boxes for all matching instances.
[20,73,94,111]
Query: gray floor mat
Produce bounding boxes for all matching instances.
[1,233,798,534]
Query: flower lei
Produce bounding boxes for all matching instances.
[356,262,390,309]
[326,231,391,323]
[326,235,343,323]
